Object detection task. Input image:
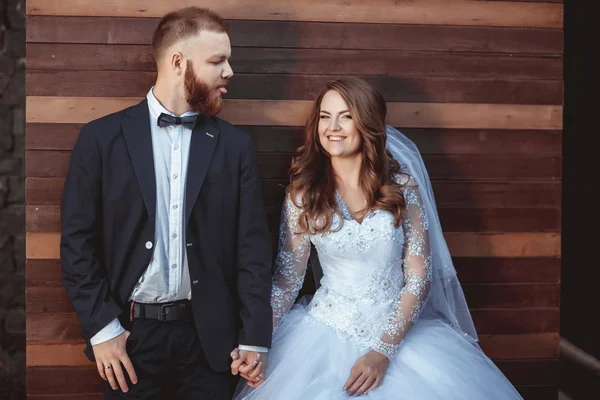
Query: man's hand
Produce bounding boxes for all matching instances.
[93,331,138,392]
[230,348,268,388]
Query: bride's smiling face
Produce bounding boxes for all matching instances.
[317,90,362,159]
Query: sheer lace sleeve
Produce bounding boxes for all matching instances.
[271,193,311,332]
[372,179,433,359]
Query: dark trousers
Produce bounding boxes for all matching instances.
[104,317,238,399]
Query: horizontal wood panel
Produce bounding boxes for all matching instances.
[26,17,564,55]
[463,283,559,308]
[258,154,562,181]
[27,44,563,80]
[26,1,563,396]
[25,386,552,399]
[26,97,564,130]
[26,0,564,28]
[453,258,561,283]
[26,260,64,286]
[26,71,564,105]
[435,208,560,232]
[25,333,558,366]
[25,309,557,343]
[27,367,102,394]
[26,232,561,259]
[28,395,103,400]
[25,282,557,314]
[442,232,560,257]
[26,178,562,208]
[25,151,562,181]
[516,386,559,400]
[25,258,561,287]
[26,204,561,233]
[478,333,559,359]
[496,359,558,386]
[26,123,563,157]
[26,359,557,394]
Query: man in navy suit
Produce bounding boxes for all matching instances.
[60,7,272,398]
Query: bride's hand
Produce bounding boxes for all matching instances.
[344,350,390,396]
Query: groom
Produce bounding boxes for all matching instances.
[61,7,272,398]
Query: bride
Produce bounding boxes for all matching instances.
[233,77,523,399]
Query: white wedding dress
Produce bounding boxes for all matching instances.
[235,175,522,399]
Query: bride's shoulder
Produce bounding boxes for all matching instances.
[393,173,417,188]
[283,190,306,214]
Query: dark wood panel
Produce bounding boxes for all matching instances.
[27,387,552,400]
[27,314,82,342]
[26,123,84,151]
[27,204,561,233]
[25,258,561,289]
[25,150,562,181]
[26,177,562,209]
[26,361,557,395]
[424,181,561,208]
[26,178,65,206]
[257,154,562,181]
[26,123,563,157]
[463,283,560,308]
[437,207,560,232]
[496,359,558,386]
[471,309,558,334]
[453,258,561,284]
[25,284,558,317]
[26,309,556,343]
[260,180,562,208]
[26,17,564,55]
[26,70,564,105]
[28,395,104,400]
[27,287,74,313]
[477,333,558,360]
[516,385,558,400]
[26,259,63,287]
[27,44,563,80]
[26,334,559,365]
[27,367,102,394]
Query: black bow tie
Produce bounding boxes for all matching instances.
[157,113,198,129]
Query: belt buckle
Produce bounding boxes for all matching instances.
[159,302,175,321]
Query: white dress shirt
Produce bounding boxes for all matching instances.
[90,88,267,353]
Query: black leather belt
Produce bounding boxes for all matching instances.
[130,300,192,321]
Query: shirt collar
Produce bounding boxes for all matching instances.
[146,87,199,125]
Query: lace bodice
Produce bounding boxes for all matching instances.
[270,176,432,360]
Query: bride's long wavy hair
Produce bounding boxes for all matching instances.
[288,77,408,234]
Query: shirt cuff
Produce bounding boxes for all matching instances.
[90,318,126,345]
[238,344,269,353]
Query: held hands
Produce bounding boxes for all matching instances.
[344,350,390,396]
[230,348,268,388]
[92,331,138,393]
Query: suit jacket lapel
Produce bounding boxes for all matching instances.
[185,115,219,222]
[122,99,157,219]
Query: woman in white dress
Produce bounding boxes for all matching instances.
[234,77,523,399]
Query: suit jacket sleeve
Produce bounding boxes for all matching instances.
[235,135,273,348]
[60,124,122,342]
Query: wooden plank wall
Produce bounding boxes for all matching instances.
[25,1,563,398]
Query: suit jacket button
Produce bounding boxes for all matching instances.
[145,241,153,249]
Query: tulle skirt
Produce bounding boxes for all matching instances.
[235,299,522,399]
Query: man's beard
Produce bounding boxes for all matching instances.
[184,61,226,116]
